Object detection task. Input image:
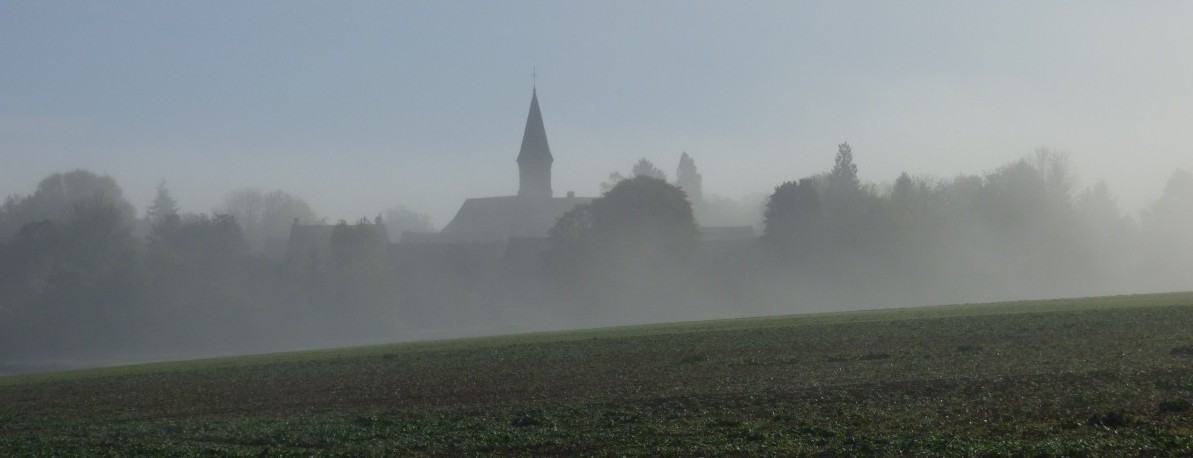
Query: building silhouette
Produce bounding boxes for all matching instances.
[406,87,593,245]
[284,86,752,266]
[280,84,756,331]
[517,88,553,199]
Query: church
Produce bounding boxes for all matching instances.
[400,87,593,246]
[283,86,755,329]
[284,86,753,263]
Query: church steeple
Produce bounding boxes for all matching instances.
[517,87,553,199]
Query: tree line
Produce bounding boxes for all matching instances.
[0,172,414,363]
[758,145,1193,306]
[566,146,1193,317]
[1,147,1191,364]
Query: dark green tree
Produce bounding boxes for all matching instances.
[0,198,143,359]
[763,178,823,257]
[545,203,594,286]
[547,176,698,312]
[632,158,667,181]
[590,176,698,261]
[0,170,137,238]
[821,142,868,235]
[600,158,671,193]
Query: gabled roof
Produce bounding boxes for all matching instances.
[516,88,552,164]
[437,195,592,244]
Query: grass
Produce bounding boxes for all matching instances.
[3,292,1193,456]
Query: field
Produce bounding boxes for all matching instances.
[3,293,1193,456]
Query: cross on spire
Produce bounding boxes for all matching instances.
[532,66,537,88]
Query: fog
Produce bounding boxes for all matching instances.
[2,3,1193,373]
[3,150,1192,374]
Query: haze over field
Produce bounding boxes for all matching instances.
[2,3,1193,373]
[2,2,1192,223]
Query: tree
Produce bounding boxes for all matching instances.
[153,213,247,261]
[221,188,319,254]
[548,203,594,252]
[545,203,595,285]
[600,158,668,193]
[600,171,628,193]
[143,212,249,312]
[829,142,859,192]
[1140,170,1193,289]
[0,170,137,239]
[590,176,698,261]
[0,198,143,358]
[892,172,914,204]
[1072,180,1134,289]
[632,158,667,181]
[383,206,434,241]
[675,152,703,204]
[763,178,823,256]
[1030,147,1075,209]
[547,177,698,310]
[145,180,179,225]
[1143,170,1193,229]
[327,218,389,272]
[820,143,868,232]
[145,180,181,242]
[323,218,397,334]
[979,157,1057,234]
[550,176,698,266]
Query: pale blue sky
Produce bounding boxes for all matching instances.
[3,1,1191,224]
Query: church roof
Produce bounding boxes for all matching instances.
[516,88,552,164]
[407,86,582,246]
[438,195,592,244]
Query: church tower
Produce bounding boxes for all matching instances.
[517,87,554,199]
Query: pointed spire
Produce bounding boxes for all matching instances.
[517,87,554,198]
[517,88,552,163]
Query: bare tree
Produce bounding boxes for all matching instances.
[221,188,319,254]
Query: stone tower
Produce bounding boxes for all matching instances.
[516,87,553,199]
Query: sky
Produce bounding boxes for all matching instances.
[2,1,1191,225]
